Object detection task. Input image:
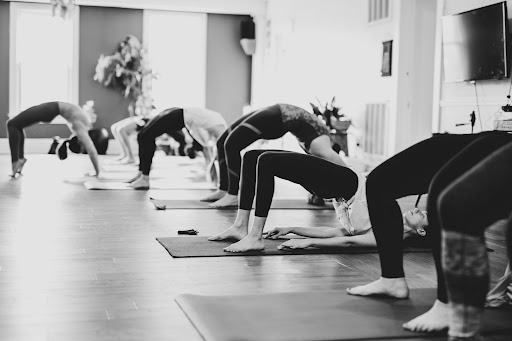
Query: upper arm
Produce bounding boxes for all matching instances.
[73,124,97,155]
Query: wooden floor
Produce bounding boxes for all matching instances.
[0,153,509,341]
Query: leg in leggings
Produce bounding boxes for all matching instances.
[6,102,59,174]
[428,133,512,303]
[347,133,507,297]
[167,130,187,156]
[438,142,512,340]
[211,149,358,253]
[129,108,184,189]
[240,150,358,217]
[6,119,26,164]
[201,113,261,202]
[402,132,512,333]
[210,105,287,207]
[216,114,251,192]
[136,108,185,175]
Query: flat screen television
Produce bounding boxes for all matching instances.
[442,2,509,83]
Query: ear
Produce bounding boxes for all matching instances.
[417,228,426,237]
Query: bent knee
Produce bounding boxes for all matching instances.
[437,189,463,227]
[244,149,266,161]
[6,119,15,129]
[365,170,391,196]
[256,151,278,167]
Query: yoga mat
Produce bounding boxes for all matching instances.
[175,289,512,341]
[156,236,431,258]
[102,164,138,172]
[84,181,216,190]
[103,163,204,172]
[64,172,141,183]
[149,199,332,210]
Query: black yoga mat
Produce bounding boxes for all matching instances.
[156,236,430,258]
[84,181,216,190]
[175,289,512,341]
[150,199,331,210]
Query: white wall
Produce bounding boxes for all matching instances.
[250,0,401,155]
[254,0,394,112]
[435,0,512,133]
[393,0,437,152]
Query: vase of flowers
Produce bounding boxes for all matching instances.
[93,35,155,116]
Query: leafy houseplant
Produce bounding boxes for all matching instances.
[310,97,351,132]
[93,35,155,116]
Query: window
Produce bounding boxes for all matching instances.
[9,2,79,121]
[143,10,207,112]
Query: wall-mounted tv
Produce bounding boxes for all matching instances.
[442,2,509,83]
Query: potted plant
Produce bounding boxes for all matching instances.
[93,35,155,116]
[310,97,351,133]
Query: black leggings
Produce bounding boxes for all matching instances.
[137,108,184,175]
[217,105,287,195]
[367,131,512,303]
[239,150,358,217]
[439,141,512,335]
[6,102,60,162]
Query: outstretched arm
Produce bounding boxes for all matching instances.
[73,123,101,176]
[277,230,376,250]
[265,226,347,239]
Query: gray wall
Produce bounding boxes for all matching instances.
[79,7,143,137]
[206,14,252,125]
[0,2,10,138]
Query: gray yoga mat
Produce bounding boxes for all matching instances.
[84,181,216,190]
[156,236,431,258]
[150,199,332,210]
[176,289,512,341]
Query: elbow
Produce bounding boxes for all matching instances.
[344,239,355,248]
[330,228,345,237]
[330,237,354,248]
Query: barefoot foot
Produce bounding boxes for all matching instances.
[125,172,142,183]
[11,161,18,177]
[403,300,449,333]
[129,175,149,190]
[224,236,265,252]
[208,224,248,241]
[200,189,227,202]
[347,277,410,299]
[15,158,26,174]
[209,194,238,208]
[118,157,135,165]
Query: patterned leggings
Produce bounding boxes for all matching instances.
[439,141,512,339]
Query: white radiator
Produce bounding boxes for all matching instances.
[362,103,388,157]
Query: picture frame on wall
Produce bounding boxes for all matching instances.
[381,40,393,76]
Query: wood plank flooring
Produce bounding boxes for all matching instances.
[0,153,509,341]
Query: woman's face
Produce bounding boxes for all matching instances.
[403,208,428,238]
